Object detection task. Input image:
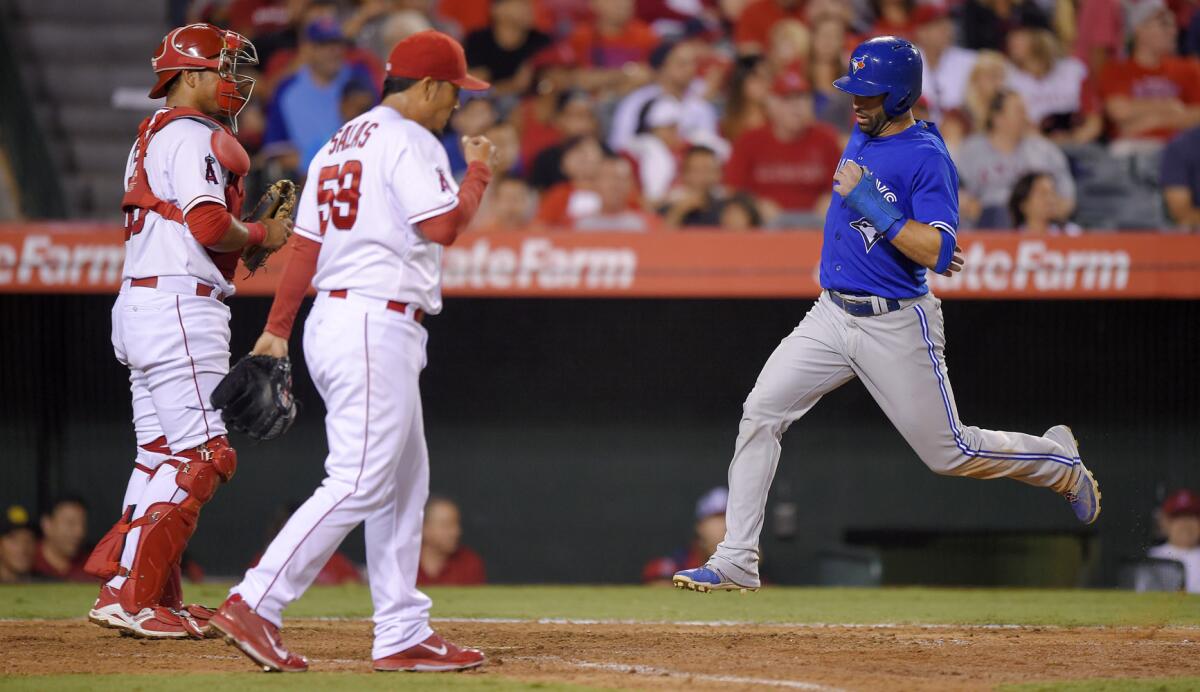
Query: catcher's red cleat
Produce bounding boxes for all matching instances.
[209,594,308,672]
[373,633,485,672]
[88,584,201,639]
[181,603,219,638]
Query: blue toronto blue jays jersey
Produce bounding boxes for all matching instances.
[819,120,959,299]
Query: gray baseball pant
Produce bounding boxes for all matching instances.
[709,291,1080,585]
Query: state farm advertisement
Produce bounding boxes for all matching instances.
[1,223,1198,299]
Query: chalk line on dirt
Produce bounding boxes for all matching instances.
[513,654,843,690]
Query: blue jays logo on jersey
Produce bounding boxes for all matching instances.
[850,56,867,73]
[849,175,898,253]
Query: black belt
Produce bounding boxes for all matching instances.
[827,291,903,317]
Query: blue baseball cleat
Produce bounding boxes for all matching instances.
[672,564,758,593]
[1046,425,1101,524]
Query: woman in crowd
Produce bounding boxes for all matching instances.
[1008,171,1082,236]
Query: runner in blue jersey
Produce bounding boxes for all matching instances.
[674,36,1101,593]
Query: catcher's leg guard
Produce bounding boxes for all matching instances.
[84,506,135,580]
[160,562,184,610]
[85,444,166,580]
[118,436,237,613]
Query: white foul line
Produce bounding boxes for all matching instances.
[513,655,843,691]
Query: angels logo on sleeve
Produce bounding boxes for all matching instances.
[204,154,219,184]
[849,175,898,252]
[436,167,452,193]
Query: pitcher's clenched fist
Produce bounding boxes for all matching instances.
[462,135,497,171]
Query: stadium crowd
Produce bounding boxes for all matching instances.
[173,0,1200,233]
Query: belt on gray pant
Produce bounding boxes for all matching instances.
[826,290,909,317]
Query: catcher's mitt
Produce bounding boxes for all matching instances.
[210,355,298,441]
[242,179,297,275]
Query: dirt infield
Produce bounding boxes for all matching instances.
[3,618,1199,690]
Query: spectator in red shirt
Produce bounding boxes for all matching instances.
[568,0,660,70]
[32,496,92,582]
[474,176,539,232]
[1074,0,1124,80]
[418,496,486,586]
[536,134,607,224]
[725,68,842,219]
[642,487,729,585]
[575,155,663,231]
[1100,0,1200,153]
[734,0,807,56]
[0,506,36,584]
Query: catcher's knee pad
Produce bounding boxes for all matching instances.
[118,436,236,612]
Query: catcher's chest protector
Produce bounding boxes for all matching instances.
[123,106,249,226]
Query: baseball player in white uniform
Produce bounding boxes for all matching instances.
[85,23,290,638]
[209,31,495,673]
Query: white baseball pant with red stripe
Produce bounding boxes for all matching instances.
[108,281,230,589]
[231,293,433,660]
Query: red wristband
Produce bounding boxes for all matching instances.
[246,221,267,246]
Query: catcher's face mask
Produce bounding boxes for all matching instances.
[149,23,259,133]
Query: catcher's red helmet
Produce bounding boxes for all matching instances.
[149,23,258,129]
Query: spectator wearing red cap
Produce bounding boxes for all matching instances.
[1149,489,1200,593]
[913,5,978,124]
[1100,0,1200,155]
[724,68,842,219]
[463,0,552,97]
[734,0,807,56]
[642,487,729,585]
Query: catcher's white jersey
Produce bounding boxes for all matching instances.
[121,110,236,294]
[293,105,458,314]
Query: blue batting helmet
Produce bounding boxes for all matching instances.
[833,36,922,118]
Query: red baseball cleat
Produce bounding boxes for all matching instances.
[88,584,200,639]
[209,594,308,672]
[181,603,219,638]
[373,633,485,672]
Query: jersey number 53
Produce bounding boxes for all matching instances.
[316,160,363,234]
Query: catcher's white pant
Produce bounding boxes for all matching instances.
[710,291,1080,584]
[108,281,231,589]
[231,291,433,659]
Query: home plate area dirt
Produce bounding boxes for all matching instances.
[3,619,1199,690]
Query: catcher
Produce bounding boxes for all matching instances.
[85,23,293,639]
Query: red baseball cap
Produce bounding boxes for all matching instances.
[385,30,490,91]
[1163,489,1200,517]
[772,66,811,96]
